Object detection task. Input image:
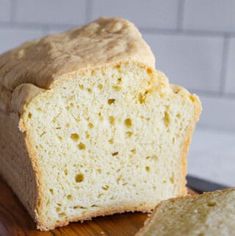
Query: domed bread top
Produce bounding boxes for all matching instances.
[0,17,155,91]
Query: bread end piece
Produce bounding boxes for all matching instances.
[136,188,235,236]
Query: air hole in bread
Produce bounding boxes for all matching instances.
[49,189,54,195]
[112,152,119,156]
[59,212,66,218]
[124,118,132,128]
[39,131,46,137]
[126,131,133,137]
[115,64,121,70]
[88,123,94,128]
[109,116,115,125]
[102,185,109,190]
[112,85,121,91]
[145,166,150,172]
[207,201,217,207]
[98,112,103,121]
[85,132,90,139]
[170,175,174,184]
[28,112,32,119]
[138,93,146,104]
[153,155,158,160]
[116,176,122,183]
[107,98,115,105]
[164,111,170,127]
[130,149,136,154]
[70,133,79,142]
[176,113,181,118]
[75,173,84,183]
[64,169,68,176]
[190,95,196,102]
[108,138,114,144]
[79,84,84,90]
[67,194,72,200]
[98,84,103,90]
[78,143,86,150]
[56,207,61,213]
[146,68,152,75]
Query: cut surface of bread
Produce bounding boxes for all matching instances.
[136,188,235,236]
[0,17,201,230]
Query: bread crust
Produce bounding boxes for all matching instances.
[180,94,202,195]
[0,17,155,114]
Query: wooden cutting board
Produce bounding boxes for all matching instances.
[0,177,196,236]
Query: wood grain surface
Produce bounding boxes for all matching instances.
[0,176,196,236]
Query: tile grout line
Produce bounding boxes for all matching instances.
[85,0,92,22]
[177,0,186,31]
[0,21,235,38]
[219,36,229,95]
[0,21,74,30]
[9,0,16,23]
[197,124,235,135]
[189,89,235,99]
[140,28,235,38]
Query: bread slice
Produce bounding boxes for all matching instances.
[136,188,235,236]
[0,17,201,230]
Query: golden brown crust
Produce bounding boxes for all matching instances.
[24,132,45,227]
[0,17,154,91]
[182,94,201,194]
[168,84,202,196]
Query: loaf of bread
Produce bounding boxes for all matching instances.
[136,188,235,236]
[0,17,201,230]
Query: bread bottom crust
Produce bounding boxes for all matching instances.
[37,203,155,231]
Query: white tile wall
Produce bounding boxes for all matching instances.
[0,0,235,132]
[144,34,224,92]
[189,128,235,186]
[0,0,11,22]
[183,0,235,32]
[91,0,180,29]
[225,37,235,95]
[0,27,44,53]
[198,95,235,132]
[15,0,86,25]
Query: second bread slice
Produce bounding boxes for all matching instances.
[137,188,235,236]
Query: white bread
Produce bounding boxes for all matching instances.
[136,188,235,236]
[0,17,201,230]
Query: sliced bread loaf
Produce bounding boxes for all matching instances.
[136,188,235,236]
[0,17,201,230]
